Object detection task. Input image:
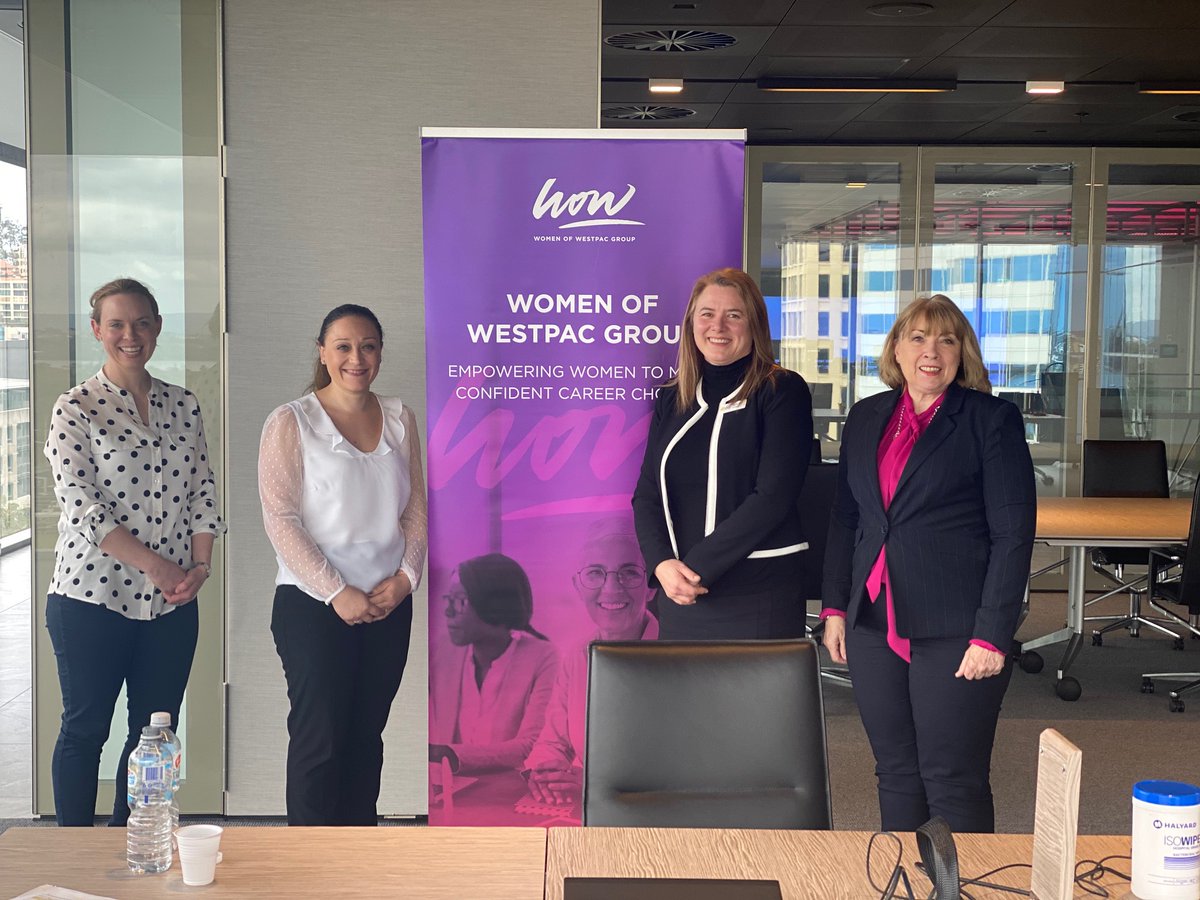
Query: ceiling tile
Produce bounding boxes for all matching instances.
[603,0,795,27]
[988,0,1200,29]
[780,0,1013,27]
[762,24,971,57]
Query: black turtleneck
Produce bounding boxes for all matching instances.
[662,352,793,592]
[700,354,752,404]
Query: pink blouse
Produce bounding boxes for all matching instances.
[822,390,1002,662]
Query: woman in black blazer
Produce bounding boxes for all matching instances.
[821,295,1036,833]
[632,268,813,639]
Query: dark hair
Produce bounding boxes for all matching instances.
[89,278,160,323]
[307,304,384,394]
[455,553,547,640]
[670,268,778,413]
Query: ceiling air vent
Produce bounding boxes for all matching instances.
[605,29,737,52]
[602,105,697,121]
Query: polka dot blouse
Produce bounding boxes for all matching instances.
[44,369,227,620]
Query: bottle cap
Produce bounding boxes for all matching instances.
[1133,780,1200,806]
[150,712,171,727]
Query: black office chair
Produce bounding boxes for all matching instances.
[1082,439,1179,645]
[1141,477,1200,711]
[582,640,832,829]
[798,462,850,686]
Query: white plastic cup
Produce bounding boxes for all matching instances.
[1132,780,1200,900]
[175,824,223,887]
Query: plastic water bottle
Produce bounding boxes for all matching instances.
[150,711,181,833]
[127,727,173,874]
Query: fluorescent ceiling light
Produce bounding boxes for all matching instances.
[1138,82,1200,94]
[757,77,956,93]
[649,78,684,94]
[1026,80,1065,95]
[845,182,868,189]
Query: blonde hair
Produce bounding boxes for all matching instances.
[670,268,779,413]
[878,294,991,393]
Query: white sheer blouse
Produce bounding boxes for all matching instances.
[258,393,427,603]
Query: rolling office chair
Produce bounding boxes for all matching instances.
[1141,476,1200,712]
[582,640,832,829]
[797,461,851,686]
[1082,439,1180,646]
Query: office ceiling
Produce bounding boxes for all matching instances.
[600,0,1200,145]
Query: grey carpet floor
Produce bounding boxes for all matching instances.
[823,591,1200,834]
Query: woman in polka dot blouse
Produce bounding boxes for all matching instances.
[43,277,226,827]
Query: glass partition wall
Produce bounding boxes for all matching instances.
[26,0,223,816]
[751,146,1200,498]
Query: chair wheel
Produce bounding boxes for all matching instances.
[1018,651,1044,674]
[1175,638,1186,651]
[1091,633,1103,647]
[1056,677,1082,701]
[1142,678,1155,694]
[1170,698,1186,713]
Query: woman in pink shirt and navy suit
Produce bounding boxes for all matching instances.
[821,295,1036,834]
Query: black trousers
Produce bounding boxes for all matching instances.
[270,584,413,826]
[846,604,1012,834]
[45,593,198,827]
[655,587,804,640]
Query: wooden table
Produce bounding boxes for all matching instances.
[545,828,1135,900]
[1024,497,1192,700]
[0,826,548,899]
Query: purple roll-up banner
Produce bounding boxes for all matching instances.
[421,129,745,826]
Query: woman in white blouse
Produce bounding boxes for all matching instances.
[44,278,226,826]
[258,303,427,826]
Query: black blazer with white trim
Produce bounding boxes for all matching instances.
[631,368,813,592]
[821,381,1037,650]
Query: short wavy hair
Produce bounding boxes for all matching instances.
[878,294,991,393]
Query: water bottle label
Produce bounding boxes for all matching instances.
[142,764,164,782]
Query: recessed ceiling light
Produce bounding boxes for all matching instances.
[1026,81,1065,95]
[649,78,684,94]
[757,77,955,93]
[1139,82,1200,95]
[867,2,935,17]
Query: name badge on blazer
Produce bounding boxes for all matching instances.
[721,398,748,412]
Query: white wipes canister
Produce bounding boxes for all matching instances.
[1132,780,1200,900]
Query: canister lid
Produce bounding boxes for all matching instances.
[1133,780,1200,806]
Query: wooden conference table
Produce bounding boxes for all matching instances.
[0,825,1134,899]
[1023,496,1193,700]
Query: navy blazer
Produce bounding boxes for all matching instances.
[821,382,1036,649]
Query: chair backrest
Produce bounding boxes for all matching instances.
[583,640,832,829]
[1082,440,1168,498]
[809,381,833,410]
[796,462,838,602]
[1040,370,1066,416]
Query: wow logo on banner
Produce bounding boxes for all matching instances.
[421,130,744,825]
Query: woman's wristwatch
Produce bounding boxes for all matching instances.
[192,561,212,578]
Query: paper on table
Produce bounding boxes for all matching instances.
[8,887,118,900]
